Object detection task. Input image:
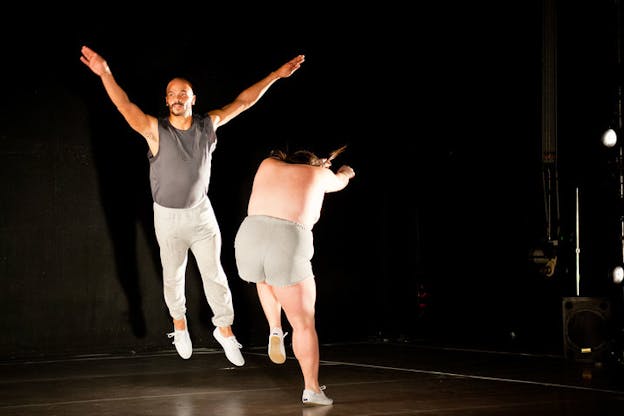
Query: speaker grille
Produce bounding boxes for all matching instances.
[562,297,611,362]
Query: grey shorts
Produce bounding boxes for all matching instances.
[234,215,314,287]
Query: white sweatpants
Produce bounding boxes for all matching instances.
[153,196,234,327]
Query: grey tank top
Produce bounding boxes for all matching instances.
[148,115,217,208]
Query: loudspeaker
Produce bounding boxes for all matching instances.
[562,297,612,362]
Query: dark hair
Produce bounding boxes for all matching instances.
[269,145,347,166]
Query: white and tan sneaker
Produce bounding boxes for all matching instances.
[268,327,288,364]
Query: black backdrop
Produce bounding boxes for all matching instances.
[1,1,623,359]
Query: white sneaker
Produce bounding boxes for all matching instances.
[213,328,245,366]
[167,320,192,360]
[302,385,333,406]
[268,327,288,364]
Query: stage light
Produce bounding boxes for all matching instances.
[602,128,618,148]
[613,266,624,284]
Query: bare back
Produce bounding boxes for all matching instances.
[247,158,344,228]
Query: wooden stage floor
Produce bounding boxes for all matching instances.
[2,340,624,415]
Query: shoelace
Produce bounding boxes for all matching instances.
[228,336,243,348]
[272,331,289,339]
[167,331,184,344]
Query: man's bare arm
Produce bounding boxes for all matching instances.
[80,46,159,151]
[208,54,305,129]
